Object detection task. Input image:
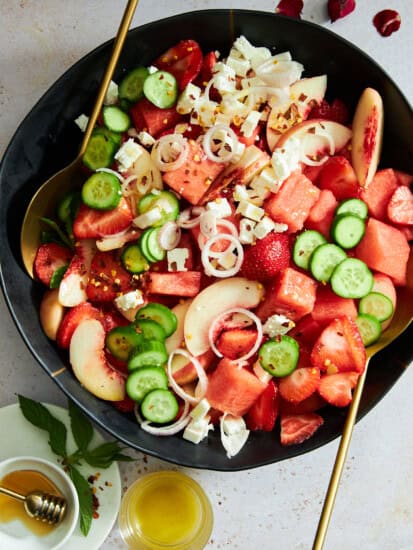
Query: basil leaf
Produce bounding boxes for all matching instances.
[83,442,133,469]
[40,217,74,249]
[68,400,94,452]
[68,465,93,536]
[49,264,69,288]
[18,395,67,457]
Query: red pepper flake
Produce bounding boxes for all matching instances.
[327,0,356,23]
[373,9,401,37]
[275,0,303,18]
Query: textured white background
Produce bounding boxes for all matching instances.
[0,1,412,549]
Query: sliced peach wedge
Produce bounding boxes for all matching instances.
[39,289,65,340]
[351,87,384,188]
[70,319,125,401]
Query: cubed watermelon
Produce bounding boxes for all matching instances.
[145,271,201,297]
[305,189,338,238]
[311,286,357,326]
[317,156,360,201]
[257,267,318,322]
[205,358,267,416]
[162,140,225,205]
[130,98,183,137]
[264,172,320,233]
[355,218,410,285]
[360,168,399,221]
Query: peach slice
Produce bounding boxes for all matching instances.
[267,75,327,151]
[184,277,264,357]
[70,319,125,401]
[351,87,384,187]
[39,289,65,340]
[58,239,96,307]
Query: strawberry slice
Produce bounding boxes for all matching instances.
[387,185,413,226]
[241,232,290,281]
[279,392,326,415]
[101,307,131,332]
[73,198,133,239]
[318,156,360,201]
[279,367,321,403]
[153,39,203,90]
[56,302,101,349]
[311,316,366,374]
[280,413,324,446]
[245,380,279,432]
[318,371,360,407]
[33,243,73,287]
[308,98,350,125]
[216,328,259,360]
[86,251,133,303]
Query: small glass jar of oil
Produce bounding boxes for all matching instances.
[118,471,213,550]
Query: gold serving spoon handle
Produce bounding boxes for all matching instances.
[313,250,413,549]
[0,485,67,525]
[20,0,138,278]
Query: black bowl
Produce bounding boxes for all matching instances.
[1,10,412,471]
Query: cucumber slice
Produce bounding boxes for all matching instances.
[128,339,168,371]
[258,335,299,378]
[143,71,178,109]
[139,230,159,263]
[140,389,179,423]
[138,191,180,227]
[57,191,81,224]
[103,105,131,132]
[135,319,167,341]
[119,66,149,102]
[335,198,368,220]
[81,172,122,211]
[330,258,374,299]
[310,243,347,283]
[126,366,168,403]
[92,126,122,147]
[135,303,178,337]
[146,228,166,261]
[359,291,394,322]
[356,313,382,346]
[331,214,366,249]
[293,230,327,270]
[83,132,117,170]
[121,244,150,274]
[105,325,142,361]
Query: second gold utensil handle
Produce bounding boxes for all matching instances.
[313,361,369,550]
[79,0,139,156]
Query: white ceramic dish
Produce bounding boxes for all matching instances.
[0,403,122,549]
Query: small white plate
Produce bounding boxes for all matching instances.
[0,403,122,549]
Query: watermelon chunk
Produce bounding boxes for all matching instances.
[264,172,320,233]
[360,168,399,221]
[205,358,267,417]
[162,140,225,205]
[317,156,360,201]
[145,271,201,297]
[311,286,357,326]
[130,97,183,137]
[305,189,338,238]
[355,218,410,285]
[257,267,318,322]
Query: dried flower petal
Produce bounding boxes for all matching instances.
[328,0,356,23]
[275,0,304,19]
[373,9,401,37]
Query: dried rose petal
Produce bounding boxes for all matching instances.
[275,0,304,19]
[328,0,356,23]
[373,9,401,37]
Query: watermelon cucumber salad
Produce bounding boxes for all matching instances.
[35,36,413,457]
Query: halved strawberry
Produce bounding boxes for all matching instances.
[86,251,133,303]
[153,39,203,90]
[311,316,366,373]
[279,392,327,415]
[318,156,360,201]
[33,243,73,287]
[280,413,324,446]
[241,232,290,281]
[216,328,259,360]
[56,302,101,349]
[387,185,413,226]
[308,98,350,125]
[318,371,360,407]
[245,380,279,432]
[101,307,131,332]
[73,198,133,239]
[279,367,321,403]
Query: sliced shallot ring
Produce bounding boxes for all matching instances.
[203,124,239,164]
[177,206,205,229]
[134,401,191,436]
[158,222,181,251]
[167,349,208,405]
[197,218,239,252]
[208,307,263,363]
[201,233,244,278]
[152,133,189,172]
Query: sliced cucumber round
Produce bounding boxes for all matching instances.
[83,132,117,170]
[258,335,299,378]
[126,366,168,403]
[135,318,167,341]
[140,389,179,424]
[335,198,368,220]
[119,66,149,102]
[135,303,178,337]
[331,213,366,249]
[356,313,382,347]
[121,244,150,274]
[293,230,327,270]
[81,172,122,211]
[128,339,168,371]
[103,105,131,132]
[143,71,178,109]
[105,325,142,361]
[330,257,374,299]
[310,243,347,283]
[359,291,394,322]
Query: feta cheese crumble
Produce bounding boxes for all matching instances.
[262,314,295,337]
[114,290,144,312]
[115,138,143,171]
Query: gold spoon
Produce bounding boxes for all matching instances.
[20,0,139,278]
[0,485,66,525]
[313,250,413,549]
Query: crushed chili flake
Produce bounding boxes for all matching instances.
[373,9,401,37]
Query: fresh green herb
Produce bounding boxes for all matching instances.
[18,395,134,536]
[49,265,69,289]
[40,217,74,249]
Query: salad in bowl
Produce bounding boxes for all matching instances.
[34,32,412,460]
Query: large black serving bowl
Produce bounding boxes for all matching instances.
[1,10,412,471]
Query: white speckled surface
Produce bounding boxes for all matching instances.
[1,1,412,549]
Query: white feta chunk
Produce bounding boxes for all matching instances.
[239,218,256,244]
[263,314,295,338]
[251,166,277,191]
[220,414,250,458]
[147,65,158,74]
[190,398,211,421]
[226,55,250,77]
[218,250,237,270]
[240,110,261,138]
[177,83,202,115]
[233,184,250,203]
[104,80,119,105]
[137,131,156,148]
[214,112,233,126]
[114,290,145,312]
[74,114,89,132]
[256,58,304,88]
[212,62,236,78]
[249,47,272,71]
[271,137,301,182]
[133,207,162,229]
[183,416,213,444]
[236,200,265,222]
[115,138,143,171]
[254,216,276,239]
[213,72,237,94]
[206,198,232,219]
[191,97,219,127]
[220,94,250,119]
[167,248,189,272]
[233,35,271,70]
